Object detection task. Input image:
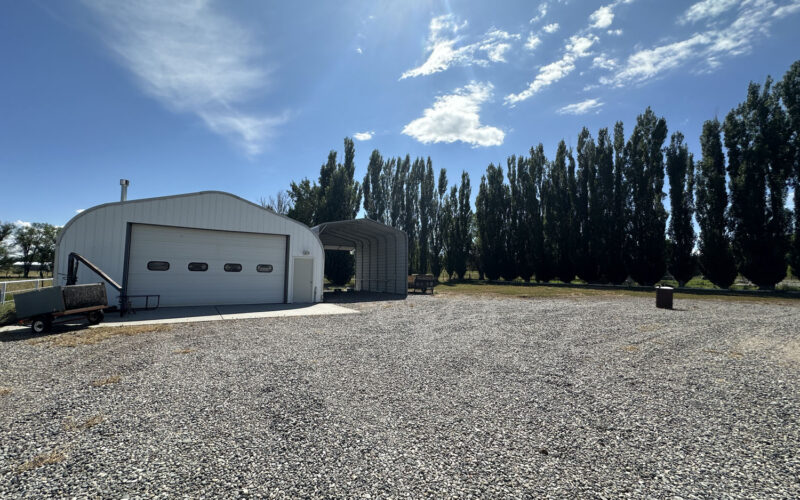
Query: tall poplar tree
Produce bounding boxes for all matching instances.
[513,155,535,281]
[781,61,800,276]
[695,119,737,288]
[575,127,599,282]
[544,141,575,283]
[607,121,628,284]
[362,149,387,223]
[529,145,549,282]
[442,185,457,279]
[418,158,435,274]
[624,108,668,286]
[430,169,448,279]
[665,132,696,286]
[477,165,507,280]
[317,138,363,285]
[724,78,791,288]
[455,171,473,279]
[595,127,616,282]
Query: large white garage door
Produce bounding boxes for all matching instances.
[126,224,287,306]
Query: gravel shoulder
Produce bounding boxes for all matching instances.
[1,294,798,497]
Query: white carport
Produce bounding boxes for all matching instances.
[312,219,407,296]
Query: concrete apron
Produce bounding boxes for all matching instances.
[0,303,358,333]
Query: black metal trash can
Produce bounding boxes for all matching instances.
[655,286,674,309]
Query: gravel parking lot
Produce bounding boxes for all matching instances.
[1,293,799,498]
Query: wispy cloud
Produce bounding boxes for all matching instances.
[557,98,604,115]
[530,2,548,23]
[505,34,598,106]
[505,0,635,106]
[679,0,739,24]
[82,0,284,156]
[402,82,504,147]
[75,209,85,214]
[773,0,800,16]
[15,220,32,228]
[353,131,374,141]
[401,15,519,79]
[604,0,795,87]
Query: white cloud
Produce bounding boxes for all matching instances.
[592,54,618,70]
[542,23,560,33]
[607,28,624,35]
[401,15,519,79]
[680,0,739,24]
[15,220,31,227]
[75,209,85,214]
[606,0,790,87]
[505,34,598,105]
[356,47,363,54]
[774,0,800,16]
[353,131,374,141]
[530,2,548,23]
[525,33,542,50]
[557,98,604,115]
[590,5,615,28]
[402,82,504,147]
[82,0,283,156]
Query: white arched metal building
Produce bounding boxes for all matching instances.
[54,191,325,308]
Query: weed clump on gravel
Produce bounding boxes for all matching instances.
[27,324,172,347]
[64,414,105,432]
[90,375,121,387]
[0,387,12,396]
[17,449,66,473]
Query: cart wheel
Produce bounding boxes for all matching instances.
[31,316,52,334]
[86,310,105,325]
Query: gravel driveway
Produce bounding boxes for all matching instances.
[1,293,798,498]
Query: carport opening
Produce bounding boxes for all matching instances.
[312,219,408,300]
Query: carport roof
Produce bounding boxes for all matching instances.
[311,218,405,250]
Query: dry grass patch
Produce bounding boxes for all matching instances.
[90,374,121,387]
[64,414,105,432]
[173,348,196,354]
[17,449,66,473]
[27,324,172,347]
[437,281,800,304]
[623,345,640,352]
[0,386,13,396]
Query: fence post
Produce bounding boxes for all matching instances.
[36,279,41,290]
[1,282,5,304]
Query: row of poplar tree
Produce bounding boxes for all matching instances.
[281,61,800,289]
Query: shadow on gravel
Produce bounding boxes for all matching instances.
[0,323,91,343]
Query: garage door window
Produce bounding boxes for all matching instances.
[256,264,273,273]
[188,262,208,272]
[147,261,170,271]
[224,263,242,272]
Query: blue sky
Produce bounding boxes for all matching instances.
[2,0,799,226]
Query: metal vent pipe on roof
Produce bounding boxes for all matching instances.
[120,179,130,201]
